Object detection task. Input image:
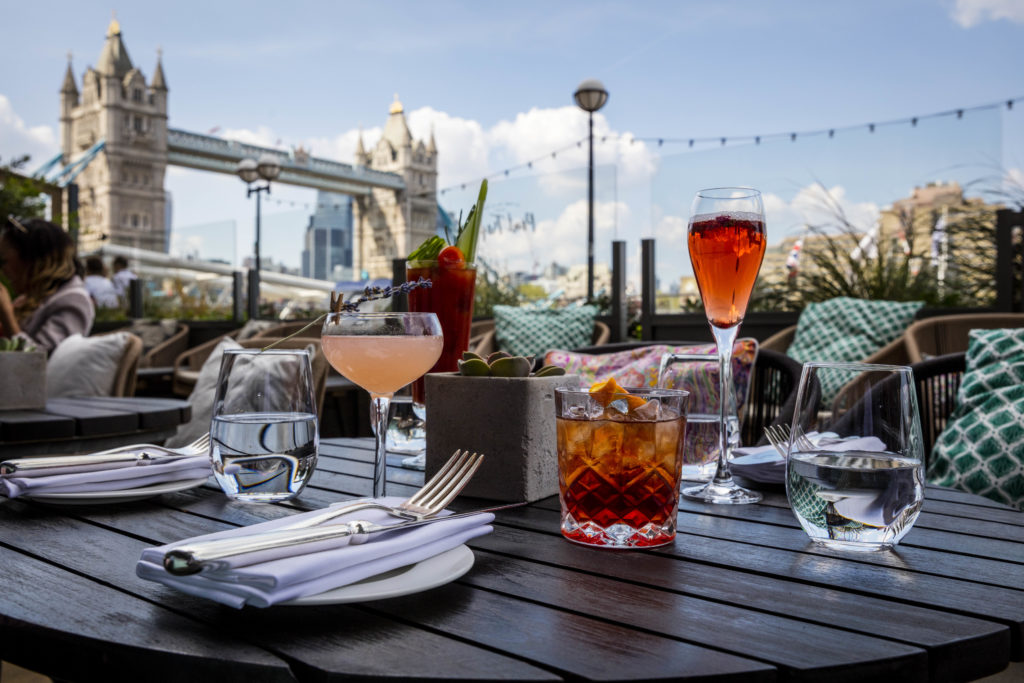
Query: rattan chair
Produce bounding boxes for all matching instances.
[904,312,1024,363]
[911,352,967,462]
[760,323,909,366]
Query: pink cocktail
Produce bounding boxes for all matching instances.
[322,312,442,497]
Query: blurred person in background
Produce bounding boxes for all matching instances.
[84,255,119,308]
[111,255,137,299]
[0,217,94,353]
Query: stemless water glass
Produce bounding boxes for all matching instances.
[683,187,767,504]
[210,348,319,502]
[786,362,926,552]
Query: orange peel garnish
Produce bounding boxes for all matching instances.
[589,377,647,410]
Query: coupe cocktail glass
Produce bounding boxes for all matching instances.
[321,312,442,497]
[683,187,766,504]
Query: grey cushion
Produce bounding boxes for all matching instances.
[47,332,131,398]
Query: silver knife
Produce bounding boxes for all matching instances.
[1,450,192,475]
[163,501,526,576]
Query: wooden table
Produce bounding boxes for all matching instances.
[0,396,191,457]
[0,438,1020,682]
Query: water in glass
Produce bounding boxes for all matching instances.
[211,411,319,501]
[787,450,924,550]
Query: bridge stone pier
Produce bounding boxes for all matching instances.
[57,19,437,279]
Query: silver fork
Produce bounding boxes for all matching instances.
[764,424,791,459]
[764,423,816,459]
[0,433,212,474]
[279,449,485,531]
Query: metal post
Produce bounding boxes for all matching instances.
[610,240,627,342]
[995,209,1023,313]
[247,268,260,320]
[587,112,595,302]
[232,271,245,323]
[128,278,144,319]
[641,238,656,341]
[391,258,409,312]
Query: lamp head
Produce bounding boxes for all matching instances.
[236,158,259,184]
[257,154,282,182]
[574,79,609,113]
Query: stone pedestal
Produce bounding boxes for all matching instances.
[0,351,46,410]
[425,372,580,502]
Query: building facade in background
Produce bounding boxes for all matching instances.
[352,96,438,277]
[302,192,354,281]
[61,18,168,253]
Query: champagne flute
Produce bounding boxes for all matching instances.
[321,312,442,498]
[683,187,767,504]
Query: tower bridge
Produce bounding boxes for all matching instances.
[48,18,437,278]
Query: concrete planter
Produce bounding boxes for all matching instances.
[425,372,581,502]
[0,351,46,411]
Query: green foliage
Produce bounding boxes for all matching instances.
[0,336,36,352]
[473,267,521,318]
[0,156,48,222]
[751,179,1010,311]
[517,283,547,302]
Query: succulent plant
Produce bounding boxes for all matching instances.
[0,337,36,352]
[458,351,566,378]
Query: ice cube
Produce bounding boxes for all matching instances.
[633,398,661,421]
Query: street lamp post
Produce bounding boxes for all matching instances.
[237,154,281,319]
[574,79,609,302]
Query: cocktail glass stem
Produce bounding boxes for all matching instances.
[681,324,762,504]
[710,324,738,485]
[370,394,391,498]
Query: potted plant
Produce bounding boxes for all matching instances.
[0,336,46,410]
[424,352,579,502]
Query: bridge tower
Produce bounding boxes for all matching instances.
[352,95,438,278]
[62,18,168,253]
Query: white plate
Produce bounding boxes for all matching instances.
[730,452,786,484]
[24,477,209,505]
[283,544,475,606]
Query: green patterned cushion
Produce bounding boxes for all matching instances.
[493,305,598,358]
[929,328,1024,509]
[787,297,923,402]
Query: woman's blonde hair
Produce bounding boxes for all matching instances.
[2,218,81,321]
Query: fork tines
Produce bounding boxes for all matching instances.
[409,450,484,511]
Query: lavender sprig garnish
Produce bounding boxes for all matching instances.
[261,278,433,351]
[330,277,432,313]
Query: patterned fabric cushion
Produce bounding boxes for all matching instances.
[929,329,1024,509]
[545,341,759,467]
[788,297,922,402]
[493,305,597,358]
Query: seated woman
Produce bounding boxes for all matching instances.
[0,217,95,353]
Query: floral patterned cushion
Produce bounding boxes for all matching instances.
[544,339,758,416]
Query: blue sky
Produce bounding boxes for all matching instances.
[1,0,1022,285]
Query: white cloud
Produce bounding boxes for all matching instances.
[951,0,1024,27]
[478,199,628,275]
[0,95,58,166]
[220,104,654,202]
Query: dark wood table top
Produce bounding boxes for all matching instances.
[0,396,191,457]
[0,437,1021,682]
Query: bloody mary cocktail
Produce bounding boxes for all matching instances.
[406,259,477,404]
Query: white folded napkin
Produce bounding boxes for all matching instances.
[731,433,887,484]
[136,496,494,608]
[0,454,213,498]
